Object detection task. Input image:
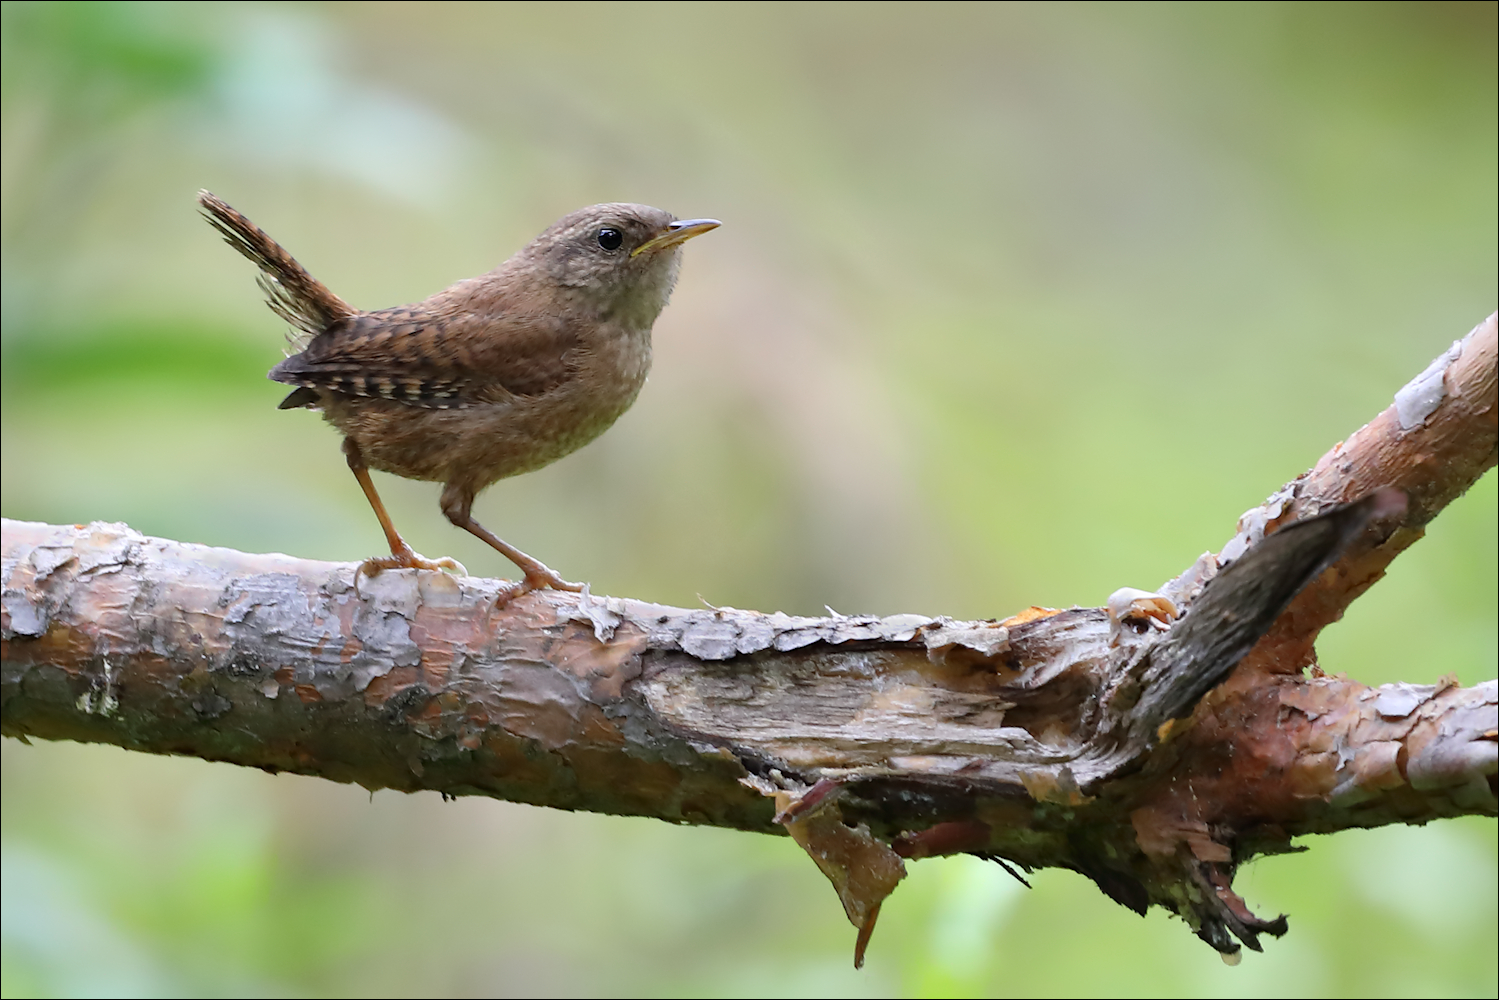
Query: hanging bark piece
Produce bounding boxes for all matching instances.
[769,778,906,968]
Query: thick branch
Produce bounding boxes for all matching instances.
[3,315,1496,963]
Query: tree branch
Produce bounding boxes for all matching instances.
[3,315,1496,965]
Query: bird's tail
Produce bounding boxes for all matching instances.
[197,191,356,348]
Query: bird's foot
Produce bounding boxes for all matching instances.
[493,565,585,608]
[354,547,467,596]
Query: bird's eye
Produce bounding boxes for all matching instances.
[597,228,623,251]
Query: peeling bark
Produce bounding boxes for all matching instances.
[3,315,1496,964]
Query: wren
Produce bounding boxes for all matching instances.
[199,191,719,603]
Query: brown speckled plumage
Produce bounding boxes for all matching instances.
[198,191,718,601]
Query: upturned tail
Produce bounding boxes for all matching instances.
[197,190,356,346]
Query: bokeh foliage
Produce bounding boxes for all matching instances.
[2,3,1494,997]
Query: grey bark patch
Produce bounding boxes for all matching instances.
[72,523,139,576]
[221,575,335,668]
[350,609,421,688]
[1394,339,1462,429]
[923,624,1010,657]
[878,614,935,641]
[30,546,76,582]
[3,597,49,639]
[2,540,80,639]
[1219,486,1296,567]
[223,574,313,629]
[573,585,624,643]
[1373,682,1431,719]
[773,629,824,652]
[1160,551,1219,611]
[681,619,744,660]
[734,618,778,655]
[360,570,422,618]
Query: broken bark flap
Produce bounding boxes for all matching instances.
[771,778,906,968]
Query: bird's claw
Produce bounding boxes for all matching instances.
[492,569,585,608]
[353,550,468,596]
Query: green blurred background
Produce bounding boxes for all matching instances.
[2,2,1494,996]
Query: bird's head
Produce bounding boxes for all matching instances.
[525,203,720,325]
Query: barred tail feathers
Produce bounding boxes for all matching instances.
[197,190,356,346]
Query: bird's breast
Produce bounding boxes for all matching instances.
[537,322,654,454]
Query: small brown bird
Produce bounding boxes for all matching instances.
[199,191,719,602]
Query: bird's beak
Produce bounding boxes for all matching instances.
[632,218,721,257]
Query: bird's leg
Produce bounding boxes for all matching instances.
[440,482,583,605]
[344,438,465,592]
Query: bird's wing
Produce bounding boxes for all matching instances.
[269,303,579,409]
